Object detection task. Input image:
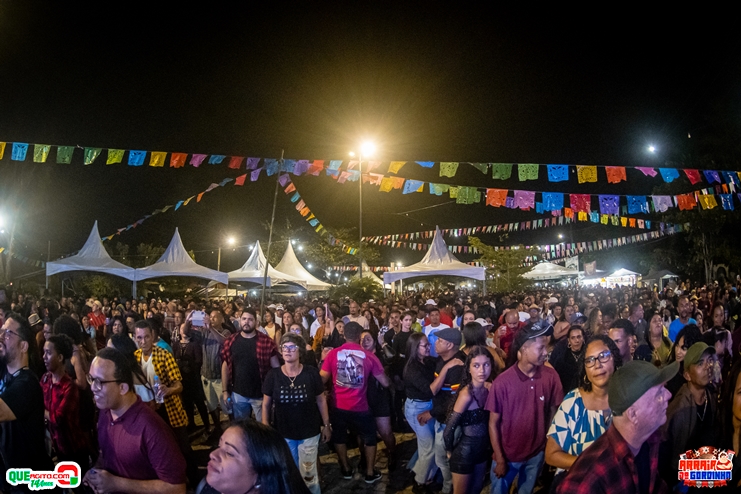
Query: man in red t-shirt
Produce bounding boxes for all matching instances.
[496,310,524,356]
[320,322,390,484]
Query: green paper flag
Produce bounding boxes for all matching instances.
[469,162,489,174]
[449,186,459,199]
[439,162,459,177]
[56,146,74,164]
[107,149,125,164]
[84,147,102,165]
[33,144,50,163]
[518,163,539,181]
[491,163,513,180]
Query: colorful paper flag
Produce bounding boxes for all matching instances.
[170,152,187,168]
[439,162,459,177]
[228,156,244,170]
[190,154,207,167]
[107,149,125,164]
[518,164,539,181]
[148,151,166,167]
[388,161,406,174]
[576,165,598,183]
[605,166,626,183]
[33,144,50,163]
[11,143,28,161]
[659,168,679,183]
[128,150,146,166]
[546,165,569,182]
[208,155,226,165]
[491,163,513,180]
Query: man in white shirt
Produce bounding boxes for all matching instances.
[342,300,369,330]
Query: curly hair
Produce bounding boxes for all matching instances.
[579,334,622,393]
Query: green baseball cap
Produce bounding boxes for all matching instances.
[683,342,715,369]
[608,360,679,416]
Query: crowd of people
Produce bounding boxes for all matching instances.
[0,280,739,493]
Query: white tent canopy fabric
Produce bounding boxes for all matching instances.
[522,262,579,281]
[608,268,641,277]
[228,241,305,287]
[135,228,228,284]
[383,227,486,284]
[353,261,391,289]
[46,221,136,280]
[274,242,331,291]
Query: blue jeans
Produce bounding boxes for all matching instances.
[231,392,262,422]
[285,434,321,494]
[490,450,544,494]
[434,421,452,493]
[404,399,438,485]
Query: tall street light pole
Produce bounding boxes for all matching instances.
[350,141,376,279]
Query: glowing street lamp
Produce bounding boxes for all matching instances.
[217,235,237,271]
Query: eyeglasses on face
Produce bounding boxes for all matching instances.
[0,329,19,341]
[86,374,123,390]
[584,350,612,368]
[281,345,299,352]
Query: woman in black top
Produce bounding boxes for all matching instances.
[172,322,209,432]
[261,333,330,493]
[403,332,463,491]
[360,330,396,467]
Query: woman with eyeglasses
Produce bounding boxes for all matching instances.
[546,335,623,489]
[261,333,330,494]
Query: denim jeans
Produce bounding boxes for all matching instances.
[489,450,544,494]
[285,434,321,494]
[404,399,438,485]
[434,420,452,493]
[231,392,262,421]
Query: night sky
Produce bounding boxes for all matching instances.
[1,3,739,277]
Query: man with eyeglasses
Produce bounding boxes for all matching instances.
[83,348,186,494]
[659,342,719,488]
[0,313,53,491]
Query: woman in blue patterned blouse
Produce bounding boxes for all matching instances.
[545,334,623,488]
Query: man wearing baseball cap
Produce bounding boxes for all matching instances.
[659,342,718,487]
[487,320,563,494]
[557,360,678,493]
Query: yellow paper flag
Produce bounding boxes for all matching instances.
[577,165,598,183]
[149,151,167,167]
[107,149,125,164]
[0,142,5,160]
[379,177,395,192]
[388,161,406,174]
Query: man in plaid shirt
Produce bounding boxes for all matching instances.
[556,360,678,494]
[134,320,198,487]
[221,308,279,421]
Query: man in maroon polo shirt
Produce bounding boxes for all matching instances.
[486,320,563,494]
[83,348,186,494]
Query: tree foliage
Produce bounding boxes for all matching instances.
[328,276,384,304]
[468,236,537,293]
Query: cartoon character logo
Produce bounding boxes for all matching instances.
[679,447,735,488]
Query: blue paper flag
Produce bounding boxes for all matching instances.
[265,159,280,176]
[328,160,343,170]
[546,164,569,182]
[308,219,319,227]
[208,155,226,165]
[542,192,564,211]
[403,179,424,194]
[659,168,680,183]
[290,192,300,203]
[416,161,434,168]
[128,150,146,166]
[174,200,184,211]
[11,143,28,161]
[721,171,739,185]
[598,195,620,215]
[627,195,649,214]
[281,159,296,173]
[720,193,734,210]
[703,170,721,184]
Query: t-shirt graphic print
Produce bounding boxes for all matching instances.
[335,349,366,388]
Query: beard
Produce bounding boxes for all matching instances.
[241,325,256,334]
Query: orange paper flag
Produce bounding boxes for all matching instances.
[605,166,626,184]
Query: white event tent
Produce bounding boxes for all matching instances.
[46,221,137,282]
[522,262,579,281]
[383,227,486,284]
[274,242,332,291]
[353,261,391,289]
[228,241,305,287]
[135,229,228,287]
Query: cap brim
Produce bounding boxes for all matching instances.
[655,361,681,387]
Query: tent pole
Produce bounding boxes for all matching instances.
[261,150,284,320]
[132,280,137,299]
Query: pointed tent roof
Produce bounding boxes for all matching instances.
[522,262,579,280]
[274,242,332,291]
[135,228,228,283]
[383,227,486,283]
[46,221,136,280]
[608,268,641,277]
[352,261,391,289]
[228,241,305,286]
